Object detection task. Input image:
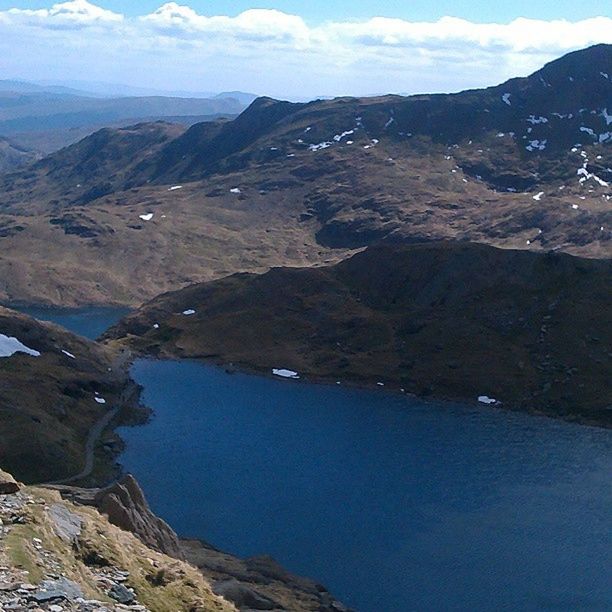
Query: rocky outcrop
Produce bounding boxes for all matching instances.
[182,540,351,612]
[55,477,350,611]
[0,468,235,612]
[95,474,184,560]
[0,468,19,494]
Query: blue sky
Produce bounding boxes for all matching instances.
[0,0,609,22]
[0,1,610,98]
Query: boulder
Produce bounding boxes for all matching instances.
[0,469,19,494]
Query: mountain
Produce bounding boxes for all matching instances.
[105,242,612,427]
[0,44,609,306]
[0,84,249,155]
[0,135,39,172]
[215,91,260,105]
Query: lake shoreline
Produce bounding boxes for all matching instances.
[114,349,612,431]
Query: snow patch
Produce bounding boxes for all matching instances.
[309,141,333,151]
[139,213,154,222]
[333,130,354,142]
[478,396,497,405]
[0,334,40,358]
[526,139,547,151]
[182,309,196,316]
[94,397,106,405]
[533,191,544,201]
[526,115,548,125]
[61,350,76,359]
[230,187,242,194]
[273,368,300,379]
[501,93,511,106]
[168,185,182,191]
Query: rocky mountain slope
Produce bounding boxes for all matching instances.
[0,45,609,306]
[0,472,235,611]
[0,471,349,612]
[0,306,141,484]
[105,242,612,426]
[0,136,38,173]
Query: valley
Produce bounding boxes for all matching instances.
[0,40,610,612]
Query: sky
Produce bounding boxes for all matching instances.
[0,0,610,99]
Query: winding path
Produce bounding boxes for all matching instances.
[48,349,135,486]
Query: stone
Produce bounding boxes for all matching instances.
[0,470,19,495]
[30,578,83,603]
[108,583,135,605]
[48,504,82,544]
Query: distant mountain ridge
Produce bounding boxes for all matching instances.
[0,80,255,154]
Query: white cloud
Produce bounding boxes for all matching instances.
[0,2,610,97]
[7,0,122,26]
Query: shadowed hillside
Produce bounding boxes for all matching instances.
[106,242,612,426]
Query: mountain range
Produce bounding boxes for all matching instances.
[0,44,609,308]
[0,80,257,162]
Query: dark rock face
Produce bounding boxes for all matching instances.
[0,469,19,494]
[95,474,184,560]
[213,578,277,610]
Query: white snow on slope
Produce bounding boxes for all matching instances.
[168,185,182,191]
[61,350,76,359]
[527,115,548,125]
[182,309,196,316]
[273,368,300,379]
[478,395,497,405]
[501,93,511,106]
[533,191,544,201]
[139,213,154,221]
[0,334,40,358]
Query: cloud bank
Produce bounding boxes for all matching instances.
[1,0,610,97]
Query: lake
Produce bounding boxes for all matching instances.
[14,305,131,339]
[119,358,612,612]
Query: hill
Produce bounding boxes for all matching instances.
[0,306,141,484]
[105,242,612,427]
[0,135,38,172]
[0,84,247,155]
[0,44,609,306]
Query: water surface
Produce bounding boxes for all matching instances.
[120,359,612,612]
[14,305,131,339]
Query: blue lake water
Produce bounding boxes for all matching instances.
[14,306,131,339]
[120,358,612,612]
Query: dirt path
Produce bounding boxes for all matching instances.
[49,348,136,486]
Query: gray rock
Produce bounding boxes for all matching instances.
[49,504,83,544]
[30,577,83,602]
[108,583,135,605]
